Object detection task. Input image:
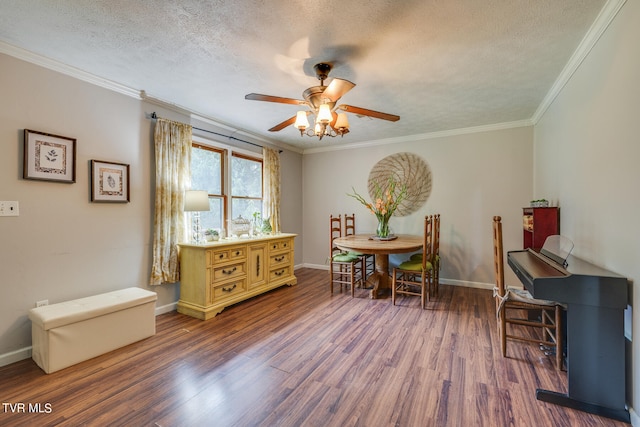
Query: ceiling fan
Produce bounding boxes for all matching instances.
[245,63,400,140]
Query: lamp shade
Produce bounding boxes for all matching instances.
[335,113,349,129]
[317,104,332,124]
[295,111,309,130]
[184,190,210,212]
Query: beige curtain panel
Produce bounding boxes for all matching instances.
[263,147,281,233]
[149,118,192,286]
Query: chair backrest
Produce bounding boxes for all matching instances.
[421,215,434,269]
[493,216,506,297]
[330,214,343,257]
[432,214,440,260]
[344,213,356,236]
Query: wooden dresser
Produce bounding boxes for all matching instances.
[177,233,297,320]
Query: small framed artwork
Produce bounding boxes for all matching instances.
[23,129,77,183]
[90,160,130,203]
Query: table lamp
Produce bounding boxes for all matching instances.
[184,190,210,244]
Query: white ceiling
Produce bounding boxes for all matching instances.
[0,0,608,151]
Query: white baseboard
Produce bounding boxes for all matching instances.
[155,302,177,315]
[301,263,328,270]
[0,346,32,368]
[440,278,493,290]
[300,264,494,290]
[631,407,639,427]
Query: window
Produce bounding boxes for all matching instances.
[191,144,225,231]
[190,142,263,234]
[231,153,263,220]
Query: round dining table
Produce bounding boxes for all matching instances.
[333,234,423,299]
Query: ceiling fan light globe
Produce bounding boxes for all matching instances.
[294,111,309,131]
[317,104,332,124]
[335,112,349,130]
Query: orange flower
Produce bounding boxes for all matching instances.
[347,176,407,223]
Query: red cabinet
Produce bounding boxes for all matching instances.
[522,207,559,250]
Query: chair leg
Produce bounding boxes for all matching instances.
[392,271,397,305]
[555,306,563,370]
[433,267,439,298]
[421,272,426,309]
[499,310,507,357]
[351,266,355,297]
[329,266,334,294]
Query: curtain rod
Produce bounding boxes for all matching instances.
[150,112,281,153]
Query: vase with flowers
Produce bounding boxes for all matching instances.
[347,176,407,239]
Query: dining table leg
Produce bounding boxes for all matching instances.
[367,254,390,299]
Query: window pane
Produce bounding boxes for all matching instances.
[231,198,262,221]
[191,146,222,194]
[199,197,224,232]
[231,155,262,197]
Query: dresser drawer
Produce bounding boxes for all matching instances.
[269,252,290,267]
[209,246,246,265]
[211,278,247,302]
[269,239,292,252]
[269,265,291,281]
[212,262,246,281]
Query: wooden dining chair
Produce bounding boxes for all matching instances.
[492,215,564,370]
[391,215,433,309]
[407,213,440,298]
[344,213,375,280]
[431,214,441,297]
[329,214,363,296]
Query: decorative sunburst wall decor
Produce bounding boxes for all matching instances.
[367,152,432,217]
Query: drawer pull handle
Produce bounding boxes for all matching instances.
[219,254,225,259]
[275,256,285,262]
[272,245,277,249]
[222,267,237,275]
[222,284,237,293]
[275,269,285,276]
[235,251,240,256]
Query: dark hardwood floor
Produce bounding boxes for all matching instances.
[0,268,628,426]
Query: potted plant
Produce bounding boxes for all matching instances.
[347,176,407,239]
[204,229,219,242]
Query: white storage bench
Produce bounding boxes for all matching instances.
[28,287,157,374]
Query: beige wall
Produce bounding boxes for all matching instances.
[301,126,533,287]
[534,0,639,419]
[0,53,303,364]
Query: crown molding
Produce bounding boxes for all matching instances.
[532,0,627,123]
[0,40,142,99]
[302,119,534,154]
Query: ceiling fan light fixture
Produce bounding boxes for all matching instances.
[295,111,309,133]
[245,62,399,142]
[317,103,332,124]
[335,113,349,132]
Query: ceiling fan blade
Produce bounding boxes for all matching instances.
[322,78,355,102]
[329,111,338,130]
[338,105,400,122]
[245,93,305,105]
[268,115,297,132]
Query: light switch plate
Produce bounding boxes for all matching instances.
[0,201,19,216]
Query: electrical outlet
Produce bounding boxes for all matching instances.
[0,201,19,217]
[36,300,48,308]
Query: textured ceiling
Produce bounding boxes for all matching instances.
[0,0,607,151]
